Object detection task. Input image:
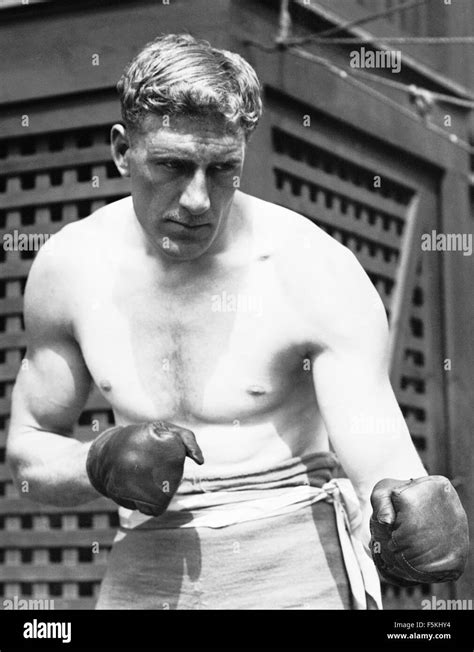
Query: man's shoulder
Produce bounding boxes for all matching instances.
[54,196,132,243]
[27,197,131,290]
[241,193,387,341]
[241,192,357,274]
[38,196,132,264]
[24,197,133,330]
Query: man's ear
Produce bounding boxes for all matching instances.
[110,124,131,178]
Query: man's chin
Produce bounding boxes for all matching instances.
[157,236,214,261]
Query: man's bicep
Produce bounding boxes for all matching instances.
[312,332,425,494]
[313,348,389,480]
[9,239,92,438]
[11,337,92,436]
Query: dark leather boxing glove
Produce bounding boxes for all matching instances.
[369,476,469,586]
[86,421,204,516]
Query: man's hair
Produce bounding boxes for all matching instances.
[117,33,263,139]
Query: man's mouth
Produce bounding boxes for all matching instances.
[166,219,210,229]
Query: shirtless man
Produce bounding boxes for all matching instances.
[6,34,468,610]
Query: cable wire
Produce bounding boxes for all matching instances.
[288,46,474,155]
[313,60,474,109]
[290,0,429,40]
[285,35,474,45]
[244,38,474,158]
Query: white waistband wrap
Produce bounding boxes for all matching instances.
[117,477,382,610]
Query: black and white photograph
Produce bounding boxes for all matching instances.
[0,0,473,648]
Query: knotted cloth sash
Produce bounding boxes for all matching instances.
[117,451,382,609]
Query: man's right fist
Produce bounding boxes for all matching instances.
[86,421,204,516]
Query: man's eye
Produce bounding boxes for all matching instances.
[155,161,184,171]
[162,161,183,169]
[210,163,235,173]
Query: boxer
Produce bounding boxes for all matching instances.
[6,34,468,609]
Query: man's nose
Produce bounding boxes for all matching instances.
[179,169,211,216]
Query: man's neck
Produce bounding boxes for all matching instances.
[129,193,251,280]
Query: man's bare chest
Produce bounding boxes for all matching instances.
[75,259,311,424]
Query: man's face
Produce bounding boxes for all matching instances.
[121,113,246,261]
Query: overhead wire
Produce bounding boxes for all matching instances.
[299,57,474,110]
[289,0,430,40]
[242,0,474,160]
[287,45,474,156]
[285,35,474,45]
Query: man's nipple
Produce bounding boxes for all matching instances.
[100,380,112,392]
[246,385,267,396]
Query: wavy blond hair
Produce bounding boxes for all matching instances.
[117,33,263,139]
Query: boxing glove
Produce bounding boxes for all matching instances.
[369,475,469,586]
[86,420,204,516]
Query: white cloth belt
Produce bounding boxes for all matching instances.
[322,479,382,610]
[118,477,382,610]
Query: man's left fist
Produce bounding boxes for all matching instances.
[370,476,469,586]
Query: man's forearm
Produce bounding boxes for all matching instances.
[359,502,372,553]
[7,429,102,506]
